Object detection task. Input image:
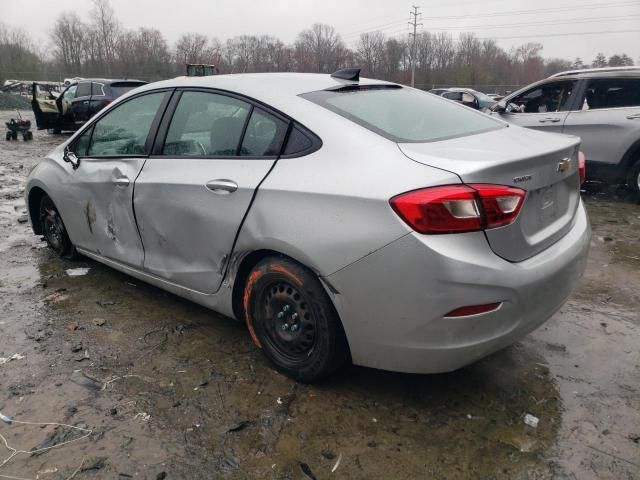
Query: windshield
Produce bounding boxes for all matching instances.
[302,86,505,143]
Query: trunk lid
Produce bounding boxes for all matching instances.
[398,125,581,262]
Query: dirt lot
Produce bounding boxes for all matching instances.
[0,110,638,480]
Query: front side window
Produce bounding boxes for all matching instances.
[302,86,504,143]
[74,127,93,156]
[163,91,251,156]
[88,92,166,156]
[582,78,640,110]
[63,85,77,102]
[510,81,577,113]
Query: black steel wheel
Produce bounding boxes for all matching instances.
[39,195,76,258]
[627,158,640,201]
[243,257,350,382]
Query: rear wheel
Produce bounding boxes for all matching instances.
[39,195,76,258]
[243,257,350,382]
[627,158,640,200]
[5,132,10,141]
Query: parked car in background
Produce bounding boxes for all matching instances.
[32,78,146,132]
[492,67,640,197]
[429,87,497,111]
[25,70,590,381]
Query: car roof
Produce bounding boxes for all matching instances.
[75,78,146,85]
[549,67,640,80]
[139,72,393,98]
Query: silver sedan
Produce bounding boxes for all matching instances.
[25,70,591,382]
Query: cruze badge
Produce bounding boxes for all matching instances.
[513,174,532,183]
[557,158,571,173]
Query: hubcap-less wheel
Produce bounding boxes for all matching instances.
[243,258,351,382]
[258,280,317,364]
[39,196,74,258]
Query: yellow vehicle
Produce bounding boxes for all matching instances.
[186,64,218,76]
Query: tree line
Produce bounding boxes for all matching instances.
[1,0,636,93]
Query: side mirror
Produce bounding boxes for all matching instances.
[63,145,80,169]
[493,99,507,113]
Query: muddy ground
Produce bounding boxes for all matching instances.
[0,110,638,480]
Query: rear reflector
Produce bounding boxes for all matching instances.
[444,303,501,317]
[578,150,586,185]
[390,184,525,234]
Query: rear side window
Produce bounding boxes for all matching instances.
[88,92,166,156]
[582,78,640,110]
[283,127,313,155]
[240,108,288,156]
[76,82,91,97]
[163,91,251,156]
[110,82,146,98]
[302,86,504,143]
[443,92,462,101]
[91,82,105,96]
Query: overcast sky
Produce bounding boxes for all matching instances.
[3,0,640,63]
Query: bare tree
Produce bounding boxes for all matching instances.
[90,0,120,74]
[356,31,385,77]
[295,23,346,73]
[50,13,86,73]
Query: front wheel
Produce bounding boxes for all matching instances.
[243,257,350,382]
[39,195,76,258]
[627,158,640,200]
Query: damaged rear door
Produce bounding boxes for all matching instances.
[66,90,171,267]
[133,89,289,293]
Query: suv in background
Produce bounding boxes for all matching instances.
[492,67,640,198]
[32,78,146,132]
[429,87,497,111]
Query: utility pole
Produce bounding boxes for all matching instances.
[408,5,422,88]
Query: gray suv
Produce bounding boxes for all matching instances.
[492,67,640,197]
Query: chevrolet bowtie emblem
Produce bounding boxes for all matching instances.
[557,158,571,173]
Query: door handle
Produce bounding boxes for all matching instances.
[539,117,561,123]
[627,113,640,120]
[83,101,89,105]
[206,179,238,194]
[114,177,130,187]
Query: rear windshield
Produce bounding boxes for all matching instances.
[301,86,505,143]
[110,82,146,98]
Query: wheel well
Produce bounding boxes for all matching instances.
[621,137,640,172]
[231,249,286,321]
[28,187,47,235]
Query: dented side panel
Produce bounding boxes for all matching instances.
[63,158,147,267]
[134,157,276,293]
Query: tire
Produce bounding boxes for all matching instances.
[5,132,10,141]
[27,131,33,140]
[39,195,76,259]
[627,159,640,200]
[11,131,17,140]
[22,133,28,141]
[243,257,350,382]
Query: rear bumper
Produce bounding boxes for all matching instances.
[325,200,591,374]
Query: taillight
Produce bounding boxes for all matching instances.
[578,150,586,185]
[390,184,526,234]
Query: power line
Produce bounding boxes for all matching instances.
[425,1,640,20]
[409,5,422,87]
[480,28,640,40]
[425,14,640,31]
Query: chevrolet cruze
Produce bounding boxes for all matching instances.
[25,69,591,382]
